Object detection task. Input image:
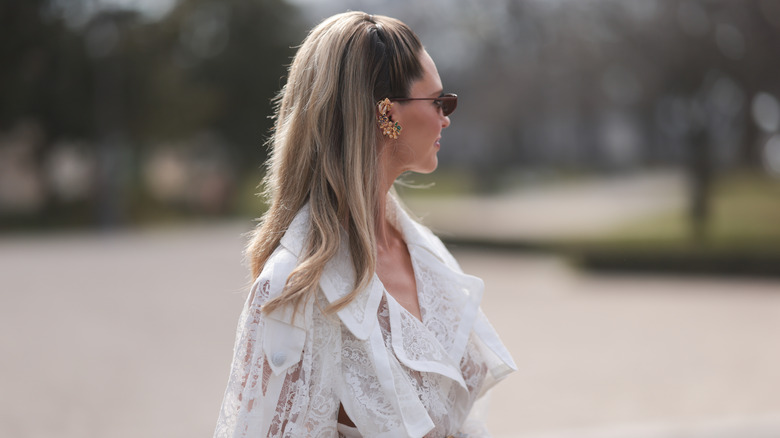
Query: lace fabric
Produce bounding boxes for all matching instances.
[215,277,342,438]
[214,199,516,438]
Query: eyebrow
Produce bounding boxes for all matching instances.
[428,89,444,97]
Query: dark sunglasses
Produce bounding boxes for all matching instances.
[389,93,458,116]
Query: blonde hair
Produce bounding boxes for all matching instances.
[246,12,424,315]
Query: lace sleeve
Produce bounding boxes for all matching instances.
[214,252,340,437]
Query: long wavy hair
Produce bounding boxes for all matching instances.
[246,12,424,315]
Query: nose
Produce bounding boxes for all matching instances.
[442,115,451,129]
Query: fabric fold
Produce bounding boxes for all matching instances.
[319,242,383,340]
[410,246,484,363]
[473,310,518,392]
[385,293,469,390]
[279,204,384,340]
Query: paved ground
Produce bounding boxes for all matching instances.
[2,219,779,438]
[404,171,686,241]
[459,249,780,438]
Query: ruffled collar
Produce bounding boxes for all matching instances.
[279,196,459,340]
[277,197,515,384]
[271,196,516,437]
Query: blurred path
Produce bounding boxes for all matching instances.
[2,220,780,437]
[0,223,252,438]
[405,170,686,241]
[462,250,780,438]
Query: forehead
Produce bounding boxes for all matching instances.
[409,50,442,96]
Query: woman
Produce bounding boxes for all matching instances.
[215,11,516,438]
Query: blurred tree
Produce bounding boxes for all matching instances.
[392,0,780,233]
[387,0,780,172]
[130,0,304,169]
[0,0,99,229]
[594,0,780,240]
[1,0,305,228]
[83,9,144,227]
[6,0,780,228]
[0,0,93,139]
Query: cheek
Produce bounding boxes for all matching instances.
[425,116,441,136]
[399,109,440,141]
[407,113,439,136]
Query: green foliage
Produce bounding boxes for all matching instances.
[0,0,94,138]
[1,0,305,158]
[136,0,304,166]
[555,172,780,276]
[565,171,780,252]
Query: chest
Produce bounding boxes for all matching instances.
[375,243,422,321]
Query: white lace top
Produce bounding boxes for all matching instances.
[215,197,516,438]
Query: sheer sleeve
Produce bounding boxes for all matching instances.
[458,393,492,437]
[214,249,341,437]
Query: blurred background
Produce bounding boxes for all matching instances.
[2,0,780,437]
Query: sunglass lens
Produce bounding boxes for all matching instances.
[443,95,457,116]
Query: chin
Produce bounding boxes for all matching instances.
[420,161,438,174]
[407,156,439,174]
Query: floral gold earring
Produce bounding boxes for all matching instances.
[377,98,401,139]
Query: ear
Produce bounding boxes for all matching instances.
[376,98,395,120]
[376,98,402,140]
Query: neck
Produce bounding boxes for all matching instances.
[375,146,402,250]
